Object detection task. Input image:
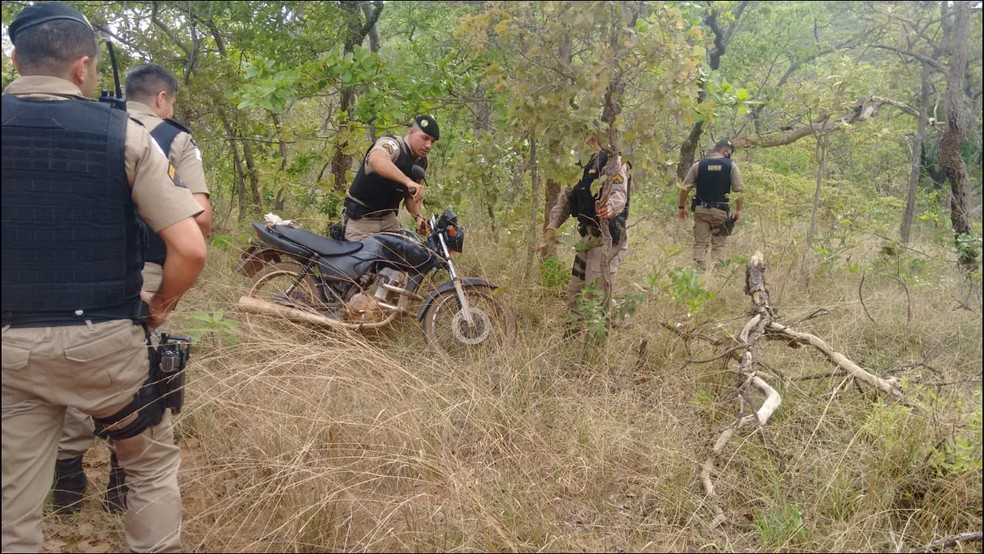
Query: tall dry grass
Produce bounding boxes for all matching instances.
[51,212,982,552]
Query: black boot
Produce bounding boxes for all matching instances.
[51,456,87,515]
[104,452,128,514]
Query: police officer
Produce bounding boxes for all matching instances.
[1,3,206,552]
[343,115,437,241]
[678,139,744,271]
[52,62,213,516]
[542,135,630,326]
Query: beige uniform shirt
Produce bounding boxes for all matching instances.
[126,101,209,197]
[3,76,202,232]
[682,153,744,194]
[364,135,423,174]
[547,156,629,231]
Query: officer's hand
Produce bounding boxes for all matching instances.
[678,207,687,220]
[595,200,612,220]
[407,181,424,203]
[732,210,741,222]
[415,215,428,235]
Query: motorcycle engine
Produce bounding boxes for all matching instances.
[345,293,385,323]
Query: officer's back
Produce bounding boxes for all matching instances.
[1,2,206,552]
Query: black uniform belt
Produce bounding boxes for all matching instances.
[694,199,729,211]
[344,196,397,220]
[2,300,149,328]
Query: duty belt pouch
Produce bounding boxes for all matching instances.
[157,333,192,414]
[344,197,370,220]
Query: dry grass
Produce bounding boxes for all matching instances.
[42,214,982,553]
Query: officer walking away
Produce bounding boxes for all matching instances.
[678,139,743,271]
[2,3,207,552]
[542,135,630,329]
[343,115,438,241]
[51,62,213,517]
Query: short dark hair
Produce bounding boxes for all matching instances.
[13,20,97,76]
[125,63,179,101]
[714,139,735,153]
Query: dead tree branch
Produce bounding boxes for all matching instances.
[909,531,983,553]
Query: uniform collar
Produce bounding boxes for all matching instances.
[126,100,162,120]
[2,75,89,98]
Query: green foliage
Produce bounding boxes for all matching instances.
[539,255,568,291]
[647,268,715,320]
[755,503,806,550]
[185,310,240,347]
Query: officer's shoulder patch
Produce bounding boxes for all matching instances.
[612,174,624,184]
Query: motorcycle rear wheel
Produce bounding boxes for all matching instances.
[247,261,321,310]
[422,286,514,359]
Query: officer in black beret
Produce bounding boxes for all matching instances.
[2,2,205,551]
[343,115,440,240]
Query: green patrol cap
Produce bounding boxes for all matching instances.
[414,115,440,140]
[8,1,93,45]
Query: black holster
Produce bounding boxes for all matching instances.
[156,333,191,415]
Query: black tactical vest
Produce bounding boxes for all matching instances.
[694,156,733,209]
[142,119,191,265]
[1,95,144,325]
[569,152,628,245]
[347,136,427,217]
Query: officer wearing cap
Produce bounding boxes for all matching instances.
[678,139,744,271]
[343,115,439,241]
[542,134,631,329]
[2,2,206,551]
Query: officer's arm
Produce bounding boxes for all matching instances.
[546,187,572,233]
[730,163,744,220]
[173,133,212,238]
[192,193,212,239]
[600,163,628,218]
[367,149,423,202]
[150,218,207,328]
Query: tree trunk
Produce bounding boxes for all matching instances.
[901,62,931,244]
[938,1,976,267]
[527,133,540,268]
[806,133,827,252]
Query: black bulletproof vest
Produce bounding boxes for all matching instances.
[348,136,427,214]
[142,119,190,265]
[569,152,628,245]
[694,156,733,207]
[1,95,143,325]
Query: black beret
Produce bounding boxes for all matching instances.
[8,1,93,45]
[414,115,439,140]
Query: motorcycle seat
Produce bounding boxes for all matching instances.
[277,226,364,257]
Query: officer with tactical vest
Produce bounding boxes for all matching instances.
[1,3,206,551]
[678,139,744,271]
[543,135,631,325]
[343,115,438,241]
[51,63,213,516]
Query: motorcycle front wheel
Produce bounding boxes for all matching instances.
[247,261,321,310]
[421,286,514,359]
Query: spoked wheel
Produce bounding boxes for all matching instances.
[422,286,514,359]
[247,262,321,311]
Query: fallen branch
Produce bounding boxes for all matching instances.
[764,322,904,401]
[909,531,983,553]
[700,252,781,529]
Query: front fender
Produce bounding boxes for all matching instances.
[417,277,498,321]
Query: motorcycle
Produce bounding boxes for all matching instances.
[237,208,514,358]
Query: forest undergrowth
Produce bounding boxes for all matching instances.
[42,213,982,553]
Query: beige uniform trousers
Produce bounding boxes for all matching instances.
[59,263,166,461]
[692,206,729,271]
[344,212,402,241]
[566,236,629,315]
[2,320,181,553]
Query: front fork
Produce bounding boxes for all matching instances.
[438,233,474,325]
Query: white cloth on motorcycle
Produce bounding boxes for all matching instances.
[275,226,364,256]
